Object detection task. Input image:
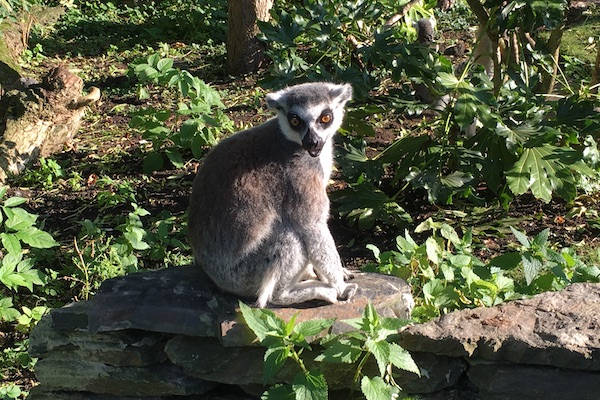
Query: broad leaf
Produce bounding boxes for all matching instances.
[365,339,390,376]
[292,371,328,400]
[361,376,399,400]
[522,254,544,285]
[315,338,363,364]
[389,343,420,375]
[261,384,295,400]
[264,346,290,383]
[294,319,335,338]
[239,301,271,342]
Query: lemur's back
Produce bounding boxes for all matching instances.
[189,118,325,271]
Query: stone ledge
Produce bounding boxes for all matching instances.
[28,267,600,400]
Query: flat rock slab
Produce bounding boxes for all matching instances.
[47,267,413,345]
[467,362,600,400]
[164,336,465,393]
[398,283,600,370]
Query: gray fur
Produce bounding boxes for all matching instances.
[188,82,357,307]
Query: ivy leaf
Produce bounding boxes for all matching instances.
[361,376,399,400]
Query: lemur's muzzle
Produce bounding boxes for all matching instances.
[302,130,324,157]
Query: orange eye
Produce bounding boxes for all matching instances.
[290,117,300,127]
[320,114,332,124]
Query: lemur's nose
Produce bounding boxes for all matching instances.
[302,129,324,157]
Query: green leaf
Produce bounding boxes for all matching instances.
[264,346,290,383]
[16,227,57,248]
[507,145,573,203]
[165,149,185,168]
[510,227,530,248]
[389,343,420,375]
[293,319,335,338]
[532,229,550,249]
[361,376,399,400]
[440,224,461,246]
[238,301,271,342]
[261,384,295,400]
[4,207,37,231]
[0,297,20,322]
[1,233,21,255]
[522,254,544,286]
[143,152,165,173]
[425,237,441,265]
[316,338,363,364]
[3,197,27,207]
[292,371,328,400]
[488,252,521,270]
[438,72,460,88]
[156,58,174,72]
[365,339,390,376]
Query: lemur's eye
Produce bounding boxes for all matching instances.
[320,113,332,124]
[289,116,301,127]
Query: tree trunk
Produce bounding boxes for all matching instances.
[226,0,274,75]
[591,43,600,93]
[538,26,564,95]
[0,65,99,182]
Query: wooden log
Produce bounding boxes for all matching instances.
[0,65,99,182]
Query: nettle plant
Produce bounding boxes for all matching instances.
[0,188,57,325]
[365,219,600,322]
[239,302,420,400]
[128,53,234,173]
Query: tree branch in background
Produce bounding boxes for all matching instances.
[385,0,424,26]
[591,42,600,93]
[465,0,489,26]
[538,26,564,94]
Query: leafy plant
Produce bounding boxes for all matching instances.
[366,220,599,321]
[19,158,64,190]
[0,188,57,323]
[96,176,136,209]
[128,53,233,173]
[239,301,419,399]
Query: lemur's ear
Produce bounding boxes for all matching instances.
[329,83,353,104]
[266,89,285,111]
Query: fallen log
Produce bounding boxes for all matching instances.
[0,65,100,182]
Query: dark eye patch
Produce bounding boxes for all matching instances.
[317,108,333,127]
[287,113,305,130]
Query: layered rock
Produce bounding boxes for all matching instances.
[30,267,429,399]
[29,267,600,400]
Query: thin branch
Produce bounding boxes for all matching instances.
[465,0,489,26]
[385,0,423,26]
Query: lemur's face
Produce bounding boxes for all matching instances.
[266,82,353,157]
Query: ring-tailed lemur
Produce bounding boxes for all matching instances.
[188,82,358,307]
